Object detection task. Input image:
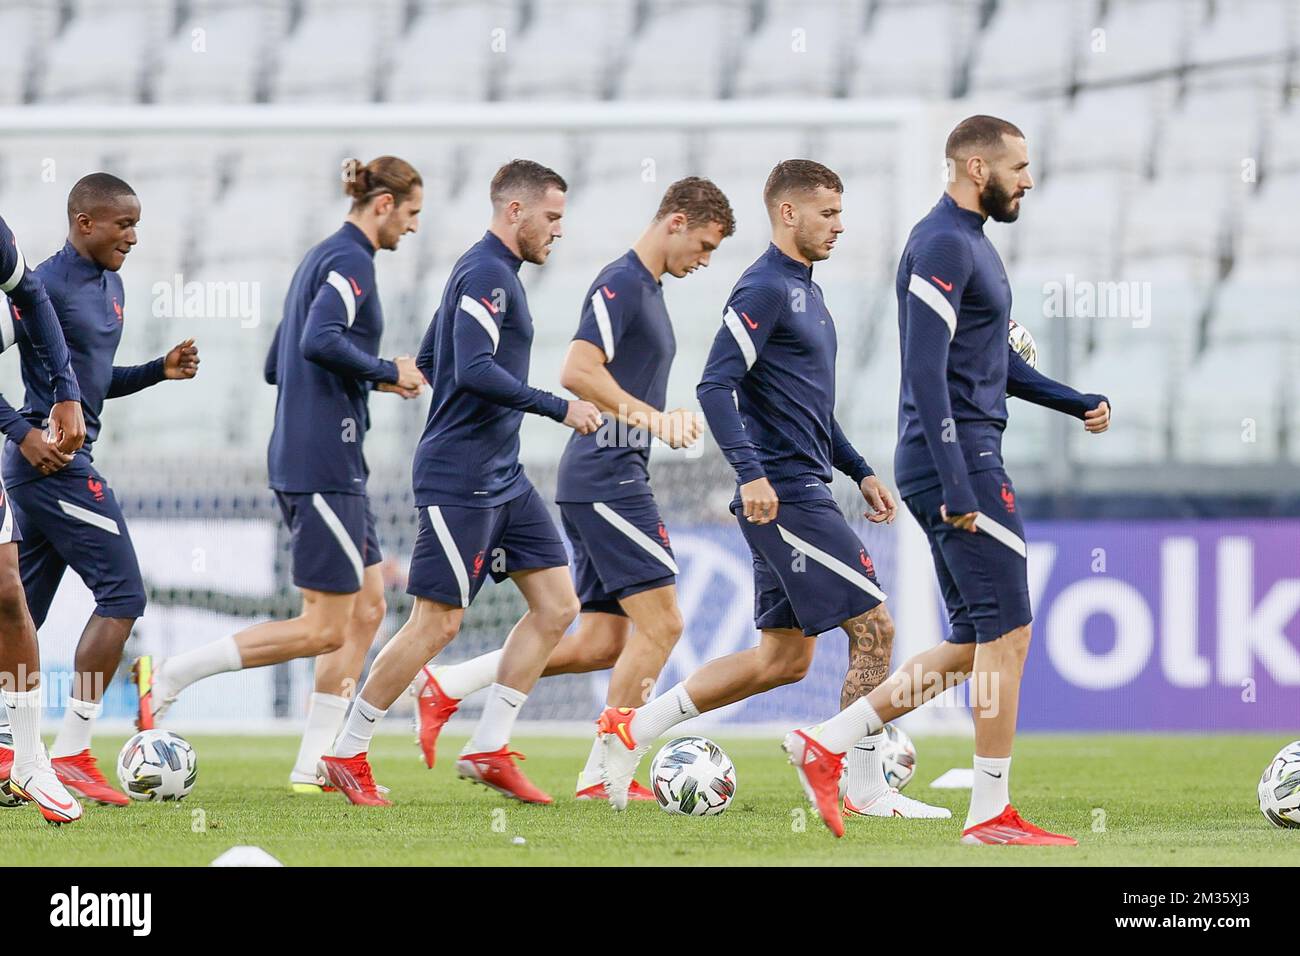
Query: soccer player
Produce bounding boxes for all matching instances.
[408,177,734,800]
[0,213,87,823]
[321,159,602,806]
[600,160,949,834]
[0,174,199,806]
[132,157,427,792]
[856,115,1109,845]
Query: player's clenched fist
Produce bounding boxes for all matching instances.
[382,355,427,398]
[48,400,86,454]
[654,407,702,449]
[1083,399,1110,433]
[741,476,779,525]
[940,504,979,532]
[565,399,602,434]
[164,338,200,379]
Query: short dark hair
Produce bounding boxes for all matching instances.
[763,159,843,211]
[490,159,567,205]
[945,115,1025,161]
[654,177,736,237]
[67,172,135,221]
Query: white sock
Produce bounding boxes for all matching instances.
[804,696,884,755]
[332,697,387,759]
[432,649,503,700]
[847,731,889,804]
[628,682,698,746]
[578,734,603,787]
[292,692,350,778]
[159,635,242,699]
[966,754,1012,829]
[465,683,527,754]
[2,688,43,773]
[50,697,101,758]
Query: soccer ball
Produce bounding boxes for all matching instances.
[650,736,737,816]
[1008,319,1037,368]
[117,730,198,801]
[0,732,21,807]
[1258,740,1300,829]
[838,723,918,796]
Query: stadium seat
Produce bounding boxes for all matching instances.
[617,1,747,100]
[1173,342,1287,463]
[37,0,170,104]
[387,1,522,103]
[732,0,856,99]
[269,0,403,103]
[0,3,59,106]
[153,2,289,104]
[967,0,1090,95]
[848,0,981,99]
[499,0,633,101]
[1075,0,1198,87]
[1071,343,1174,464]
[1046,84,1175,176]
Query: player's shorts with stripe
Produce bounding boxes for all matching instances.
[8,465,145,626]
[0,478,21,547]
[732,496,885,637]
[408,482,569,607]
[560,494,677,616]
[274,491,382,594]
[903,467,1031,645]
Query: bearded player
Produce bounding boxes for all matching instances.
[407,178,733,800]
[599,160,950,834]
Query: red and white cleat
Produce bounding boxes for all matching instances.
[411,668,460,769]
[960,804,1078,846]
[52,750,129,806]
[131,655,175,731]
[782,730,847,838]
[596,706,649,812]
[574,777,656,801]
[320,753,392,807]
[845,789,951,819]
[456,747,552,805]
[9,756,82,825]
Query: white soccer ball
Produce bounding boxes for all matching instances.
[117,730,198,802]
[1258,740,1300,829]
[838,723,918,797]
[1008,319,1038,368]
[650,736,737,816]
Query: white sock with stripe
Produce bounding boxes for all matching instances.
[50,696,101,758]
[628,682,698,746]
[803,697,884,755]
[292,692,350,779]
[465,683,527,755]
[332,697,387,759]
[847,731,889,805]
[158,635,242,700]
[431,650,503,700]
[2,688,43,774]
[966,754,1012,829]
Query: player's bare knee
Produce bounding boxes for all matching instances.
[313,622,348,655]
[0,566,26,624]
[536,595,581,637]
[353,595,386,635]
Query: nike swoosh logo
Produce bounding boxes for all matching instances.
[983,770,1003,778]
[348,276,362,297]
[930,276,953,292]
[37,788,75,810]
[361,714,375,723]
[479,296,498,315]
[602,286,616,300]
[504,699,519,709]
[741,311,758,330]
[74,712,90,721]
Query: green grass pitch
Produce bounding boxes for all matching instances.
[4,733,1298,866]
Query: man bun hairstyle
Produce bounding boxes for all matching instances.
[342,156,422,209]
[762,159,843,211]
[489,159,568,205]
[655,177,736,237]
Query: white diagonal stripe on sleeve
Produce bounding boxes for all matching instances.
[973,512,1028,558]
[775,524,887,603]
[57,500,120,536]
[1,240,25,293]
[907,273,956,340]
[721,307,757,369]
[311,493,364,588]
[426,505,470,607]
[459,294,500,354]
[590,290,615,362]
[592,502,679,575]
[325,270,357,327]
[0,484,13,545]
[0,303,14,351]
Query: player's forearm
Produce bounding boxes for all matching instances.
[831,417,874,484]
[301,328,397,384]
[107,358,167,398]
[456,355,568,421]
[904,321,976,513]
[697,380,765,484]
[0,395,32,445]
[10,286,81,404]
[561,360,657,428]
[1005,349,1098,418]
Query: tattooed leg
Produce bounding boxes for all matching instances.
[840,604,895,711]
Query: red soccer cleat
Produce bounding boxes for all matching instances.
[960,804,1078,846]
[0,742,12,784]
[782,730,847,838]
[574,778,656,801]
[52,750,130,806]
[131,656,156,731]
[456,747,553,804]
[412,668,460,769]
[321,753,392,807]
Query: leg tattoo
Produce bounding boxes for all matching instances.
[841,605,895,711]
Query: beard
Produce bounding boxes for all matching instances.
[517,225,552,264]
[981,177,1022,223]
